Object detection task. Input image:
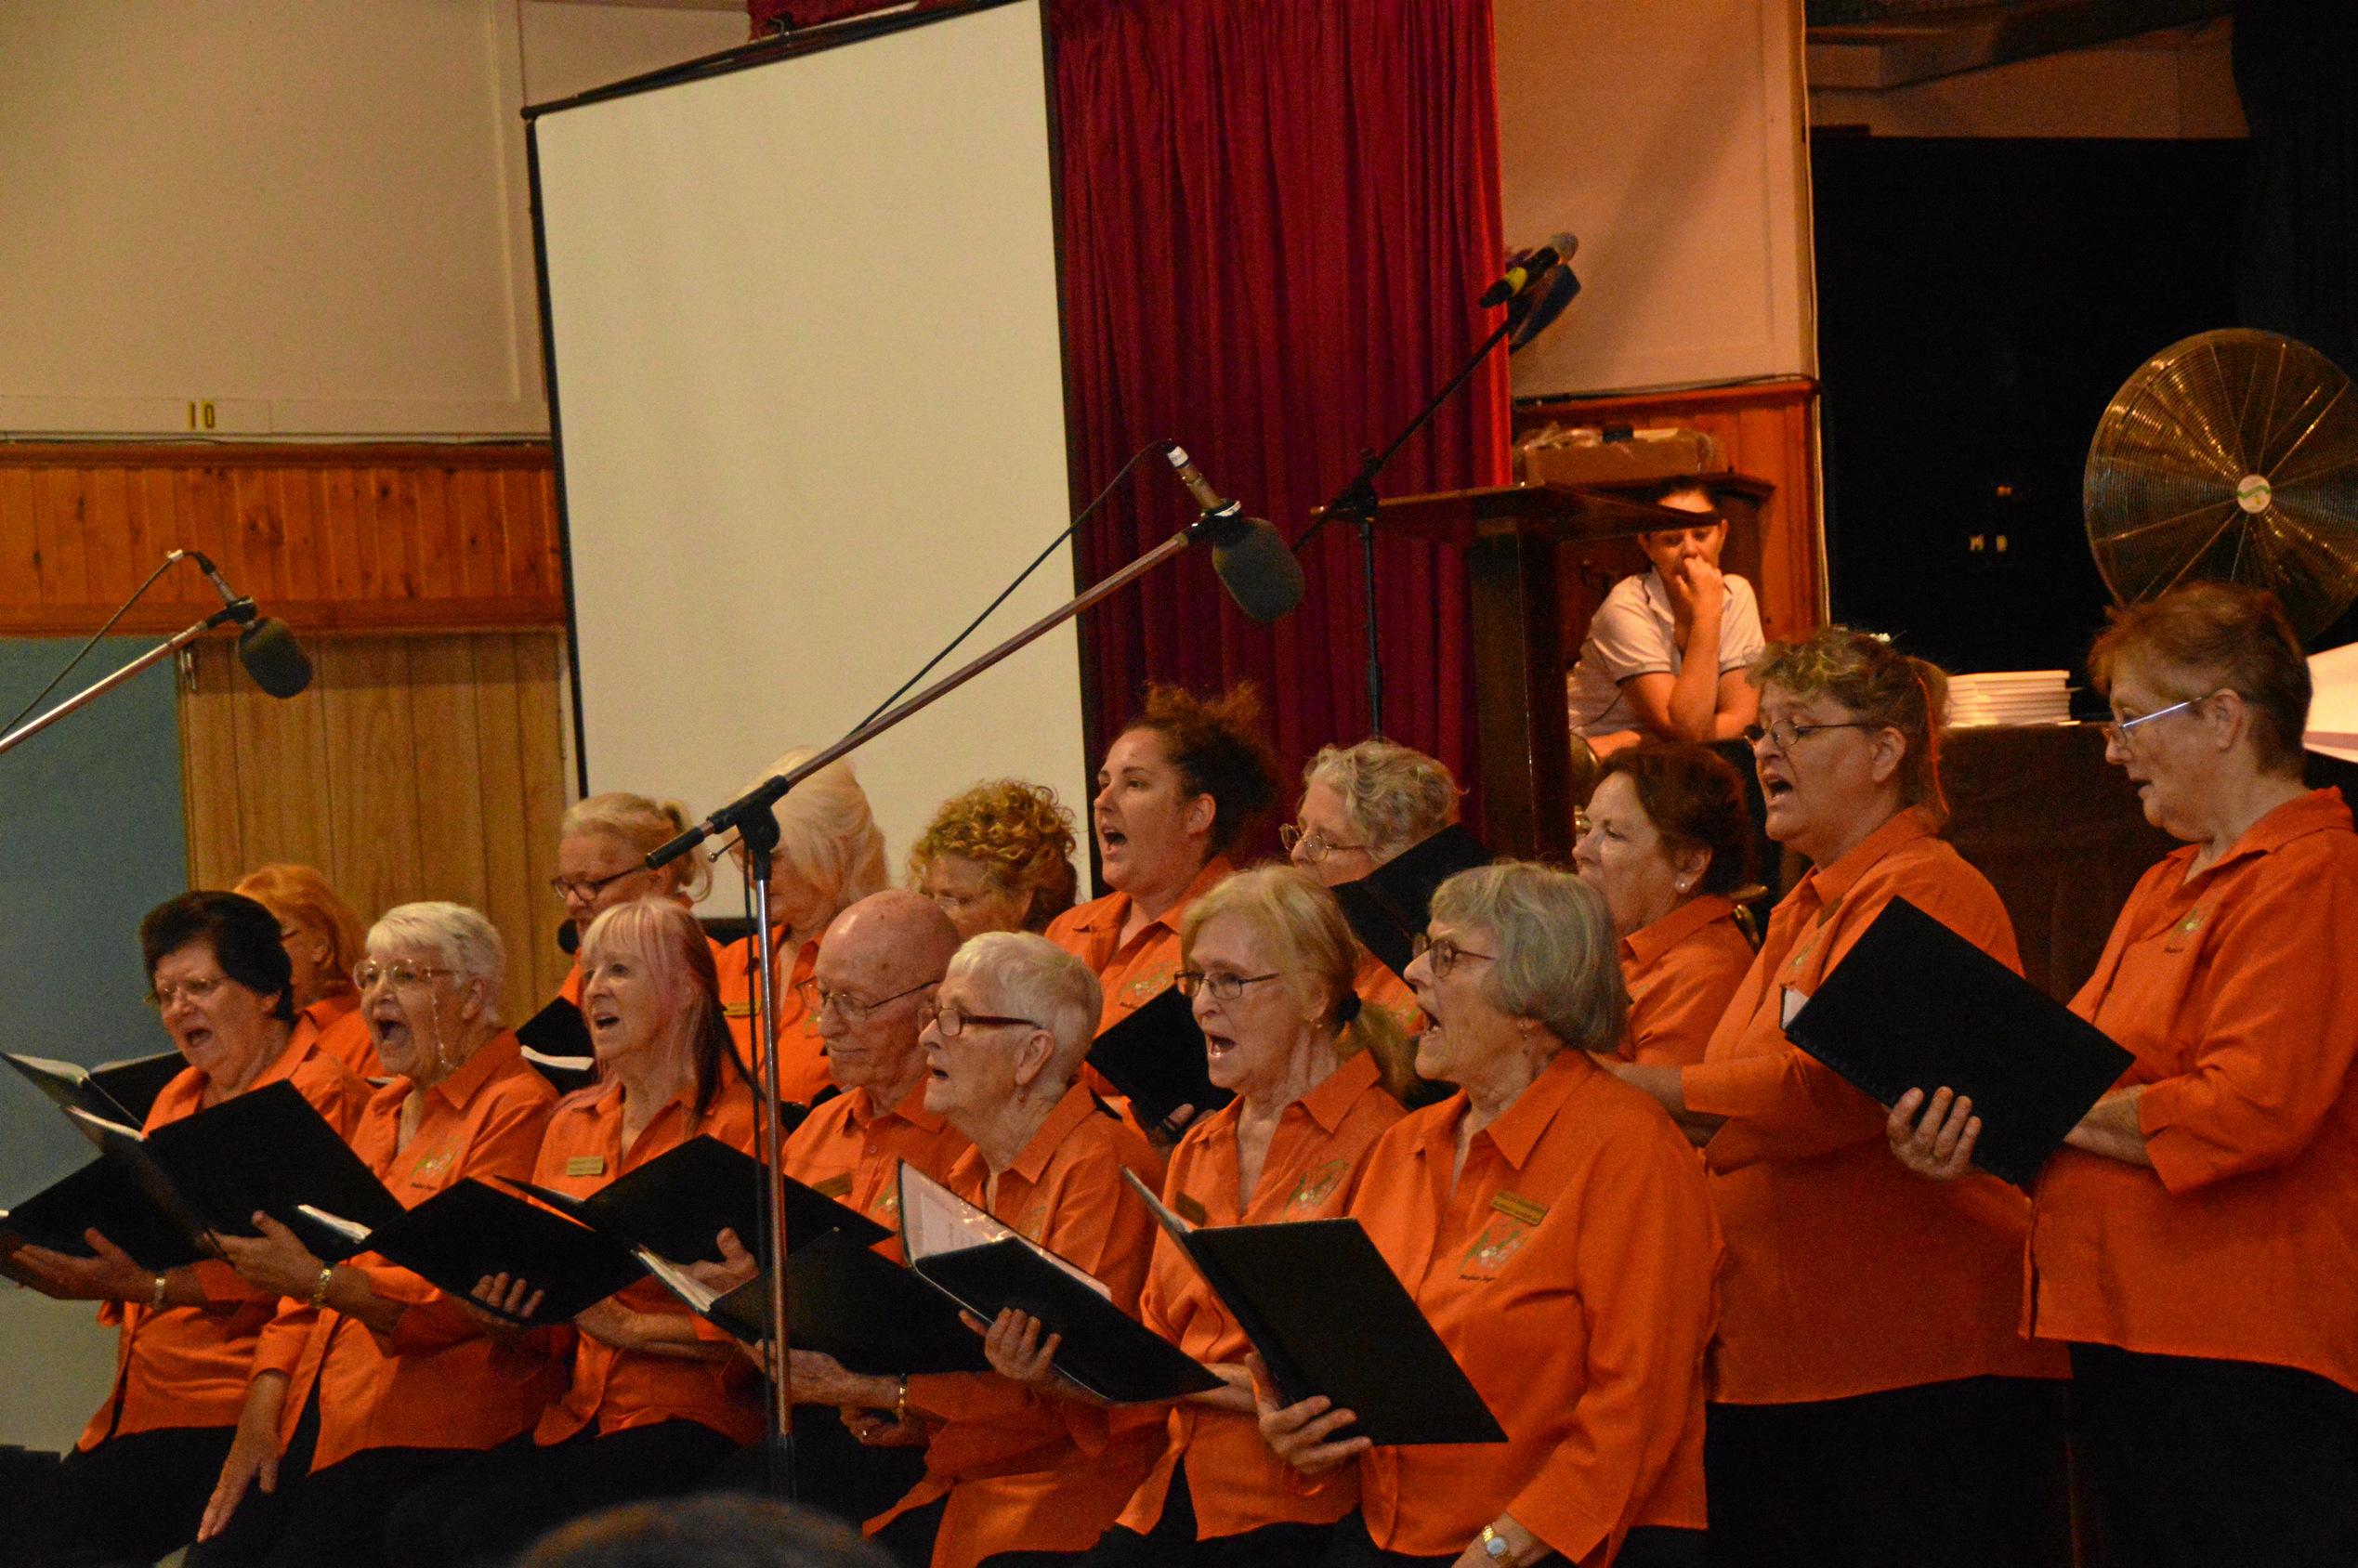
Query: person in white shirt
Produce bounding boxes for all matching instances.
[1565,481,1765,756]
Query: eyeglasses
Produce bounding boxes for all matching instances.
[1742,719,1877,752]
[1408,933,1494,979]
[1278,824,1368,863]
[146,974,231,1010]
[2100,694,2215,748]
[797,977,935,1024]
[1173,969,1282,1001]
[548,866,645,903]
[919,1000,1041,1039]
[353,960,459,993]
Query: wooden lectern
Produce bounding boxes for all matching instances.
[1346,482,1695,862]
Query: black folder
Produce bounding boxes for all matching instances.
[303,1178,647,1325]
[4,1050,185,1129]
[515,999,596,1093]
[1086,985,1230,1130]
[683,1232,990,1375]
[0,1156,211,1269]
[503,1137,888,1265]
[1781,896,2136,1189]
[1124,1170,1504,1445]
[1330,825,1492,981]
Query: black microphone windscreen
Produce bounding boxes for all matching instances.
[557,920,580,956]
[1212,518,1306,624]
[237,618,313,699]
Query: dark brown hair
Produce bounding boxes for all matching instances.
[1124,683,1282,856]
[140,892,296,1023]
[1597,743,1755,895]
[2088,583,2310,777]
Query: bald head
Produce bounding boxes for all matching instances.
[811,890,959,1102]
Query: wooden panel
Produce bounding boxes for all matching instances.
[0,443,563,634]
[179,631,574,1016]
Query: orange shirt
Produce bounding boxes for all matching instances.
[1680,808,2066,1405]
[1347,1051,1720,1563]
[294,992,380,1079]
[1120,1050,1403,1541]
[714,932,830,1106]
[1618,895,1751,1069]
[872,1082,1165,1568]
[779,1078,972,1259]
[2029,789,2358,1392]
[1044,857,1235,1037]
[253,1032,558,1470]
[1351,951,1424,1037]
[531,1075,763,1447]
[79,1030,371,1449]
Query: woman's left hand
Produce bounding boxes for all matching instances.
[215,1213,327,1300]
[1886,1086,1980,1181]
[7,1231,154,1302]
[786,1347,897,1411]
[970,1307,1062,1389]
[1447,1514,1547,1568]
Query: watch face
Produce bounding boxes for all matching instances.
[1483,1531,1513,1561]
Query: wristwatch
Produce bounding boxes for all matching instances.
[1479,1524,1516,1564]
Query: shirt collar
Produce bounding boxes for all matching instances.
[1800,806,1938,914]
[1072,855,1237,937]
[2181,788,2352,886]
[1297,1048,1381,1133]
[857,1077,950,1134]
[388,1028,523,1116]
[1476,1049,1594,1169]
[1621,893,1738,968]
[1009,1078,1103,1184]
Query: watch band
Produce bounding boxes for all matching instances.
[1479,1524,1516,1564]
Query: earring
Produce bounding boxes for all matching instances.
[1675,878,1690,893]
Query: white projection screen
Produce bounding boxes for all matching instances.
[530,0,1088,913]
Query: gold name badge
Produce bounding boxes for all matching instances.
[1173,1193,1209,1226]
[1489,1191,1548,1227]
[814,1173,854,1199]
[565,1155,607,1178]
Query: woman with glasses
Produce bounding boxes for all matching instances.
[1572,744,1755,1069]
[908,778,1081,943]
[1258,863,1718,1568]
[386,898,759,1568]
[234,862,378,1077]
[190,904,558,1568]
[1890,583,2358,1568]
[786,933,1165,1568]
[20,892,370,1568]
[1604,627,2066,1568]
[1286,738,1461,1033]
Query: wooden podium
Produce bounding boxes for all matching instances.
[1342,481,1694,862]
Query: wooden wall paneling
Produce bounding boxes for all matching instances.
[406,634,492,912]
[514,633,572,1006]
[179,647,250,888]
[230,466,284,603]
[466,633,572,1011]
[173,466,232,614]
[133,470,181,609]
[0,467,38,591]
[234,652,336,876]
[84,465,135,609]
[452,465,501,602]
[413,467,457,601]
[273,466,324,603]
[31,466,90,605]
[318,638,426,920]
[498,467,551,601]
[374,467,422,603]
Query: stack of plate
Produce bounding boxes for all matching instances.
[1946,671,2073,728]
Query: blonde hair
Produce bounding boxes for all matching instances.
[1752,627,1953,826]
[234,863,368,993]
[740,749,889,930]
[559,791,712,901]
[580,899,734,1121]
[1181,865,1417,1102]
[1303,739,1461,863]
[906,779,1080,931]
[1430,862,1624,1053]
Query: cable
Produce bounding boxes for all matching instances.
[2,554,187,736]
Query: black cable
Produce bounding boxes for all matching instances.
[2,553,188,736]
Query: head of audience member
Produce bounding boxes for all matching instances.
[1094,684,1281,912]
[1180,865,1417,1106]
[1286,738,1461,889]
[357,902,505,1091]
[920,932,1100,1164]
[907,778,1081,941]
[141,891,297,1091]
[580,898,734,1120]
[1406,863,1623,1108]
[1574,743,1754,939]
[805,890,962,1107]
[516,1493,892,1568]
[731,749,890,941]
[554,792,708,937]
[232,863,368,1012]
[2088,582,2312,846]
[1747,627,1949,869]
[1636,479,1729,588]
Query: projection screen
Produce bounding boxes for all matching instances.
[530,0,1087,913]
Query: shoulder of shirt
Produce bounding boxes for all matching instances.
[1045,892,1119,937]
[1596,573,1661,618]
[289,1049,368,1103]
[550,1079,616,1117]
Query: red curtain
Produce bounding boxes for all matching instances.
[1051,0,1511,837]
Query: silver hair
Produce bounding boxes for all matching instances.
[947,931,1101,1087]
[1428,861,1623,1052]
[1303,738,1460,863]
[367,901,505,1024]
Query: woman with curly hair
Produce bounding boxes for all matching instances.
[907,779,1081,942]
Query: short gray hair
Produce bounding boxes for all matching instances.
[1304,739,1460,863]
[1429,862,1622,1052]
[948,932,1101,1086]
[368,901,505,1024]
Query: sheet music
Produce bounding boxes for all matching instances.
[295,1204,371,1246]
[896,1163,1110,1300]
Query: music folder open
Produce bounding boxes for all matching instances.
[645,1229,990,1375]
[1121,1169,1504,1445]
[1330,824,1492,981]
[5,1049,185,1128]
[1780,896,2136,1189]
[1085,985,1230,1130]
[514,998,596,1093]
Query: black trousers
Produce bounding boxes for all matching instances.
[1317,1510,1704,1568]
[48,1425,233,1568]
[1703,1375,2070,1568]
[701,1416,928,1526]
[2070,1343,2358,1568]
[870,1493,1089,1568]
[381,1419,743,1568]
[1076,1458,1334,1567]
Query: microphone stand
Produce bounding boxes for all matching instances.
[1301,283,1542,736]
[0,601,256,760]
[643,508,1245,1495]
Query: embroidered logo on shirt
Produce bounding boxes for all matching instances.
[1489,1191,1549,1227]
[405,1148,455,1187]
[2163,907,2209,952]
[1172,1192,1210,1226]
[1285,1159,1351,1215]
[813,1173,854,1200]
[871,1190,899,1219]
[1459,1214,1537,1281]
[565,1155,607,1177]
[1121,966,1174,1007]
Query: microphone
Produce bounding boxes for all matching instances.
[169,550,314,699]
[1162,445,1305,623]
[557,919,580,957]
[1479,231,1577,309]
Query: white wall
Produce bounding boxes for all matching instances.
[1495,0,1815,398]
[0,0,744,438]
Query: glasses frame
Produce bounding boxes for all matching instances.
[1173,968,1283,1002]
[798,976,935,1025]
[353,960,461,993]
[2099,693,2216,748]
[547,865,646,903]
[1742,718,1878,752]
[145,973,231,1011]
[1278,824,1369,863]
[919,999,1042,1039]
[1408,933,1495,979]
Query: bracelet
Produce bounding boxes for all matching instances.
[893,1376,910,1425]
[150,1273,170,1312]
[308,1264,335,1311]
